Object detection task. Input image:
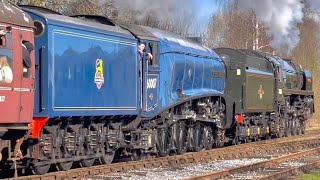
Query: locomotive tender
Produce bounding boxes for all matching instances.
[0,1,314,176]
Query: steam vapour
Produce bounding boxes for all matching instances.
[112,0,212,35]
[238,0,304,51]
[114,0,195,21]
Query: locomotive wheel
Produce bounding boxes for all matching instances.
[277,126,285,138]
[296,128,301,135]
[56,161,73,171]
[131,150,142,161]
[193,122,204,152]
[157,127,170,157]
[234,137,242,145]
[56,127,74,171]
[301,126,306,134]
[31,162,51,175]
[245,136,251,143]
[285,119,292,137]
[204,126,214,150]
[277,117,286,138]
[253,135,260,142]
[277,131,284,138]
[80,157,95,167]
[215,133,225,148]
[176,121,187,155]
[296,120,301,135]
[131,149,149,161]
[99,151,115,164]
[31,129,52,175]
[264,135,270,140]
[291,118,298,136]
[99,125,115,164]
[80,127,96,167]
[301,121,306,134]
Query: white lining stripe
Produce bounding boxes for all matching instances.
[0,87,11,90]
[13,88,33,92]
[0,87,33,92]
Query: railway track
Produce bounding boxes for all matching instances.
[3,130,320,180]
[182,147,320,180]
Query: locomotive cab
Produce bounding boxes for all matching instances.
[263,54,285,102]
[119,24,161,116]
[140,40,160,115]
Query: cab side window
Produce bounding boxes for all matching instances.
[22,40,34,78]
[148,42,158,66]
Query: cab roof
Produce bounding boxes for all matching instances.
[141,26,219,59]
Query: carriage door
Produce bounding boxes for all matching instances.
[18,31,35,123]
[142,41,160,114]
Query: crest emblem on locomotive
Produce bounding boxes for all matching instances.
[258,85,264,100]
[94,59,104,89]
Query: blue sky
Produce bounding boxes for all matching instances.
[198,0,220,18]
[193,0,221,34]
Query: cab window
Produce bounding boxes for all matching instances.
[148,42,158,66]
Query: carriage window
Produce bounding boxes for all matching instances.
[0,33,6,47]
[22,41,33,78]
[0,55,13,84]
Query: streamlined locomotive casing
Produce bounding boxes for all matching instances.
[141,27,225,114]
[21,7,140,117]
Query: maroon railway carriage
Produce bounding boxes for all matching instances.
[0,1,35,163]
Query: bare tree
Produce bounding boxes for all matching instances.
[205,2,272,53]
